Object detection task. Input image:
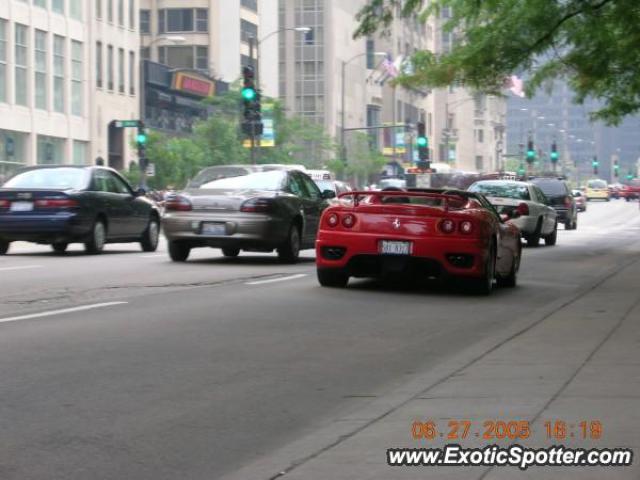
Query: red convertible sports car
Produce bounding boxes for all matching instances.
[315,189,522,294]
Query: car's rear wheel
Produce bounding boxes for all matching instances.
[544,222,558,246]
[168,240,191,262]
[277,224,301,264]
[0,240,9,255]
[526,219,542,247]
[51,242,68,253]
[473,246,495,295]
[497,244,520,288]
[222,247,240,257]
[140,217,160,252]
[317,268,349,288]
[84,219,106,254]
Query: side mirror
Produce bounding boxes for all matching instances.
[322,189,336,199]
[135,187,147,197]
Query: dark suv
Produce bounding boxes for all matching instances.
[530,177,578,230]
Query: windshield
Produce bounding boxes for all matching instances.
[468,182,530,200]
[3,168,89,190]
[189,166,254,187]
[587,180,607,189]
[200,170,286,190]
[532,179,567,196]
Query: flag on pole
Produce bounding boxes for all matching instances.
[506,75,525,97]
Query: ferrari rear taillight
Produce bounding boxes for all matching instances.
[326,213,339,227]
[240,198,273,213]
[440,219,455,234]
[459,221,473,234]
[35,198,79,209]
[516,203,529,216]
[165,195,193,212]
[342,214,356,228]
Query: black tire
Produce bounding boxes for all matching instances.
[84,219,106,254]
[168,240,191,262]
[222,247,240,257]
[51,242,68,253]
[544,222,558,246]
[472,246,495,295]
[497,244,520,288]
[140,217,160,252]
[0,240,9,255]
[317,268,349,288]
[277,224,301,264]
[526,220,542,247]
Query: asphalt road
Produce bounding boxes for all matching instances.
[0,200,639,480]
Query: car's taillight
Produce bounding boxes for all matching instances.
[34,198,79,209]
[342,213,356,228]
[459,220,473,234]
[440,219,455,234]
[564,196,572,207]
[165,195,192,212]
[516,202,529,216]
[0,199,9,209]
[326,213,339,227]
[240,198,273,213]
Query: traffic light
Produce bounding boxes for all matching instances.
[517,164,526,177]
[550,142,559,163]
[613,159,619,177]
[137,121,147,168]
[592,157,599,175]
[627,171,634,180]
[416,121,429,170]
[241,66,262,137]
[526,140,535,164]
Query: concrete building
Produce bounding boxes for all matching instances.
[0,0,140,179]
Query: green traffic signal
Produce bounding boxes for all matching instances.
[527,150,535,159]
[416,136,428,148]
[136,133,147,144]
[242,87,256,101]
[550,151,559,160]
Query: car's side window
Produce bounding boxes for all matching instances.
[92,171,110,192]
[287,174,305,197]
[108,172,131,195]
[536,188,549,205]
[300,175,321,200]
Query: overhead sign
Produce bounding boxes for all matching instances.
[172,71,215,97]
[114,120,140,128]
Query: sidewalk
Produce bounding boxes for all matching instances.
[222,255,640,480]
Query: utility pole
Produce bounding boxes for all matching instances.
[249,37,256,165]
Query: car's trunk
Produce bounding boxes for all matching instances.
[184,189,278,212]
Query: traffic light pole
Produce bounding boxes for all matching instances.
[249,37,257,165]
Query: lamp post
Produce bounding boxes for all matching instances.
[340,51,386,163]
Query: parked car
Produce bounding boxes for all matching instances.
[572,189,587,212]
[529,177,578,230]
[585,179,610,201]
[620,181,640,201]
[468,180,558,246]
[0,166,160,255]
[162,169,334,263]
[313,179,353,202]
[315,188,521,295]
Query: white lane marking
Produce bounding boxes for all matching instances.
[0,302,128,324]
[245,274,308,286]
[141,254,165,258]
[0,265,43,272]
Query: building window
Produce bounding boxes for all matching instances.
[118,0,124,26]
[96,0,102,19]
[0,19,6,104]
[241,0,258,12]
[71,41,83,116]
[240,19,258,44]
[159,45,207,71]
[53,35,65,113]
[73,141,88,165]
[366,39,375,69]
[96,41,103,88]
[157,8,208,33]
[140,47,150,60]
[118,48,125,93]
[108,0,113,23]
[35,30,48,110]
[129,0,135,29]
[476,129,484,143]
[129,51,135,95]
[196,46,208,71]
[70,0,82,20]
[52,0,64,14]
[140,10,150,33]
[15,24,28,107]
[34,0,46,8]
[107,45,114,90]
[475,155,484,171]
[37,135,65,165]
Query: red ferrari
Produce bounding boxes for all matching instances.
[315,189,522,294]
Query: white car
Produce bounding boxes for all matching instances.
[468,180,558,247]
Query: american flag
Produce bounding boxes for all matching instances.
[381,53,399,78]
[507,75,525,97]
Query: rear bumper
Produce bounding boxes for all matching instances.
[552,207,570,222]
[0,212,91,243]
[509,216,540,235]
[315,230,489,279]
[162,211,290,250]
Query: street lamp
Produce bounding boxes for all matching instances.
[340,51,386,162]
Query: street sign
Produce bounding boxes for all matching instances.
[114,120,141,128]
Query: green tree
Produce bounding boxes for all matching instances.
[345,132,387,187]
[355,0,640,124]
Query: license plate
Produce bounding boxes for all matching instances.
[201,222,227,235]
[379,240,412,255]
[10,201,34,212]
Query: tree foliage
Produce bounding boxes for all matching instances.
[345,133,387,187]
[354,0,640,124]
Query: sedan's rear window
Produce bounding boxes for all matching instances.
[188,166,254,187]
[468,182,530,200]
[531,180,567,196]
[3,168,89,190]
[200,171,286,191]
[587,180,607,189]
